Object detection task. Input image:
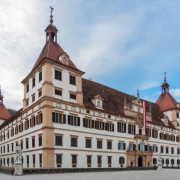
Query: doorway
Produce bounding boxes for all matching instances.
[138,156,143,167]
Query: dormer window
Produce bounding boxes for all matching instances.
[90,95,103,109]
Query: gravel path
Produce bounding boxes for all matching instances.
[0,169,179,180]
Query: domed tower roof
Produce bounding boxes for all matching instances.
[0,86,11,120]
[156,73,178,111]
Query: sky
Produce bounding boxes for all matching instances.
[1,0,180,110]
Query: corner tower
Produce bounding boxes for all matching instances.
[156,73,180,128]
[0,86,11,125]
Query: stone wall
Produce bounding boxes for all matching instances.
[0,167,157,175]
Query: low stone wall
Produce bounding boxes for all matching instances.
[163,167,180,169]
[0,166,157,175]
[0,167,14,175]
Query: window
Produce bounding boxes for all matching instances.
[70,75,76,85]
[153,158,157,165]
[33,155,36,167]
[97,101,100,107]
[56,154,62,164]
[11,128,14,137]
[166,147,169,154]
[72,155,77,164]
[108,115,111,118]
[105,122,114,131]
[32,94,35,102]
[146,128,151,137]
[128,124,135,134]
[39,71,42,82]
[166,159,169,165]
[107,141,112,149]
[39,154,42,167]
[97,156,102,164]
[177,148,180,155]
[26,99,29,106]
[39,135,42,146]
[161,146,164,153]
[87,155,92,164]
[55,70,62,81]
[129,144,136,151]
[38,89,42,97]
[26,138,29,149]
[171,147,174,154]
[83,118,94,128]
[119,157,125,164]
[171,159,174,165]
[32,77,35,87]
[37,113,43,124]
[108,156,112,164]
[7,144,9,152]
[52,112,66,124]
[118,142,126,150]
[55,89,62,96]
[25,119,29,130]
[26,155,29,167]
[32,136,35,148]
[26,83,29,93]
[68,115,80,126]
[70,93,76,100]
[55,135,63,146]
[97,140,102,149]
[152,129,158,138]
[86,110,90,114]
[177,113,179,119]
[71,137,78,147]
[139,144,145,151]
[117,122,126,133]
[86,139,91,148]
[21,140,23,150]
[11,143,14,152]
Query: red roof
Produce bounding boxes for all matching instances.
[156,92,178,111]
[0,103,11,120]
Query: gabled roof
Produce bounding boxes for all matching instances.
[82,78,175,129]
[0,103,11,120]
[155,92,178,112]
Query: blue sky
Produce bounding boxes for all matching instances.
[1,0,180,109]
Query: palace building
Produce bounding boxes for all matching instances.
[0,10,180,169]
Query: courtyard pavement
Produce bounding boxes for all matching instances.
[0,169,179,180]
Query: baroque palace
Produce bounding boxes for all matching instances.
[0,11,180,169]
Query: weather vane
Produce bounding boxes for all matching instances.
[49,6,54,24]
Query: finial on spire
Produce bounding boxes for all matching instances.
[49,6,54,24]
[164,72,166,82]
[137,89,140,98]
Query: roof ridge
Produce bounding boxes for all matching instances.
[82,78,156,104]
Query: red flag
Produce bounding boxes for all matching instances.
[142,101,146,131]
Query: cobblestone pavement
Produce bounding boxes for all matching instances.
[0,169,179,180]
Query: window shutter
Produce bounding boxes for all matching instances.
[34,116,36,126]
[118,143,120,150]
[138,144,140,151]
[36,115,38,125]
[117,122,119,132]
[145,145,147,151]
[156,146,158,152]
[83,118,85,127]
[92,120,94,128]
[124,143,126,150]
[68,115,70,124]
[105,123,107,130]
[30,118,32,127]
[52,112,55,122]
[112,124,114,132]
[133,144,136,151]
[160,133,161,139]
[124,123,126,133]
[95,121,97,129]
[63,114,66,124]
[102,122,105,130]
[78,117,80,126]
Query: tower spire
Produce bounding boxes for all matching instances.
[49,6,54,24]
[137,89,140,98]
[164,72,166,82]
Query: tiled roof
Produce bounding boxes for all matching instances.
[0,108,22,128]
[22,40,84,83]
[155,92,178,112]
[82,78,175,129]
[0,103,11,120]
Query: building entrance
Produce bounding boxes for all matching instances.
[138,156,143,167]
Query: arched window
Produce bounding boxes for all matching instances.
[97,101,100,107]
[171,159,174,165]
[162,158,164,164]
[153,158,157,165]
[11,157,14,165]
[177,159,180,165]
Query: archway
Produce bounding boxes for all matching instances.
[138,156,143,167]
